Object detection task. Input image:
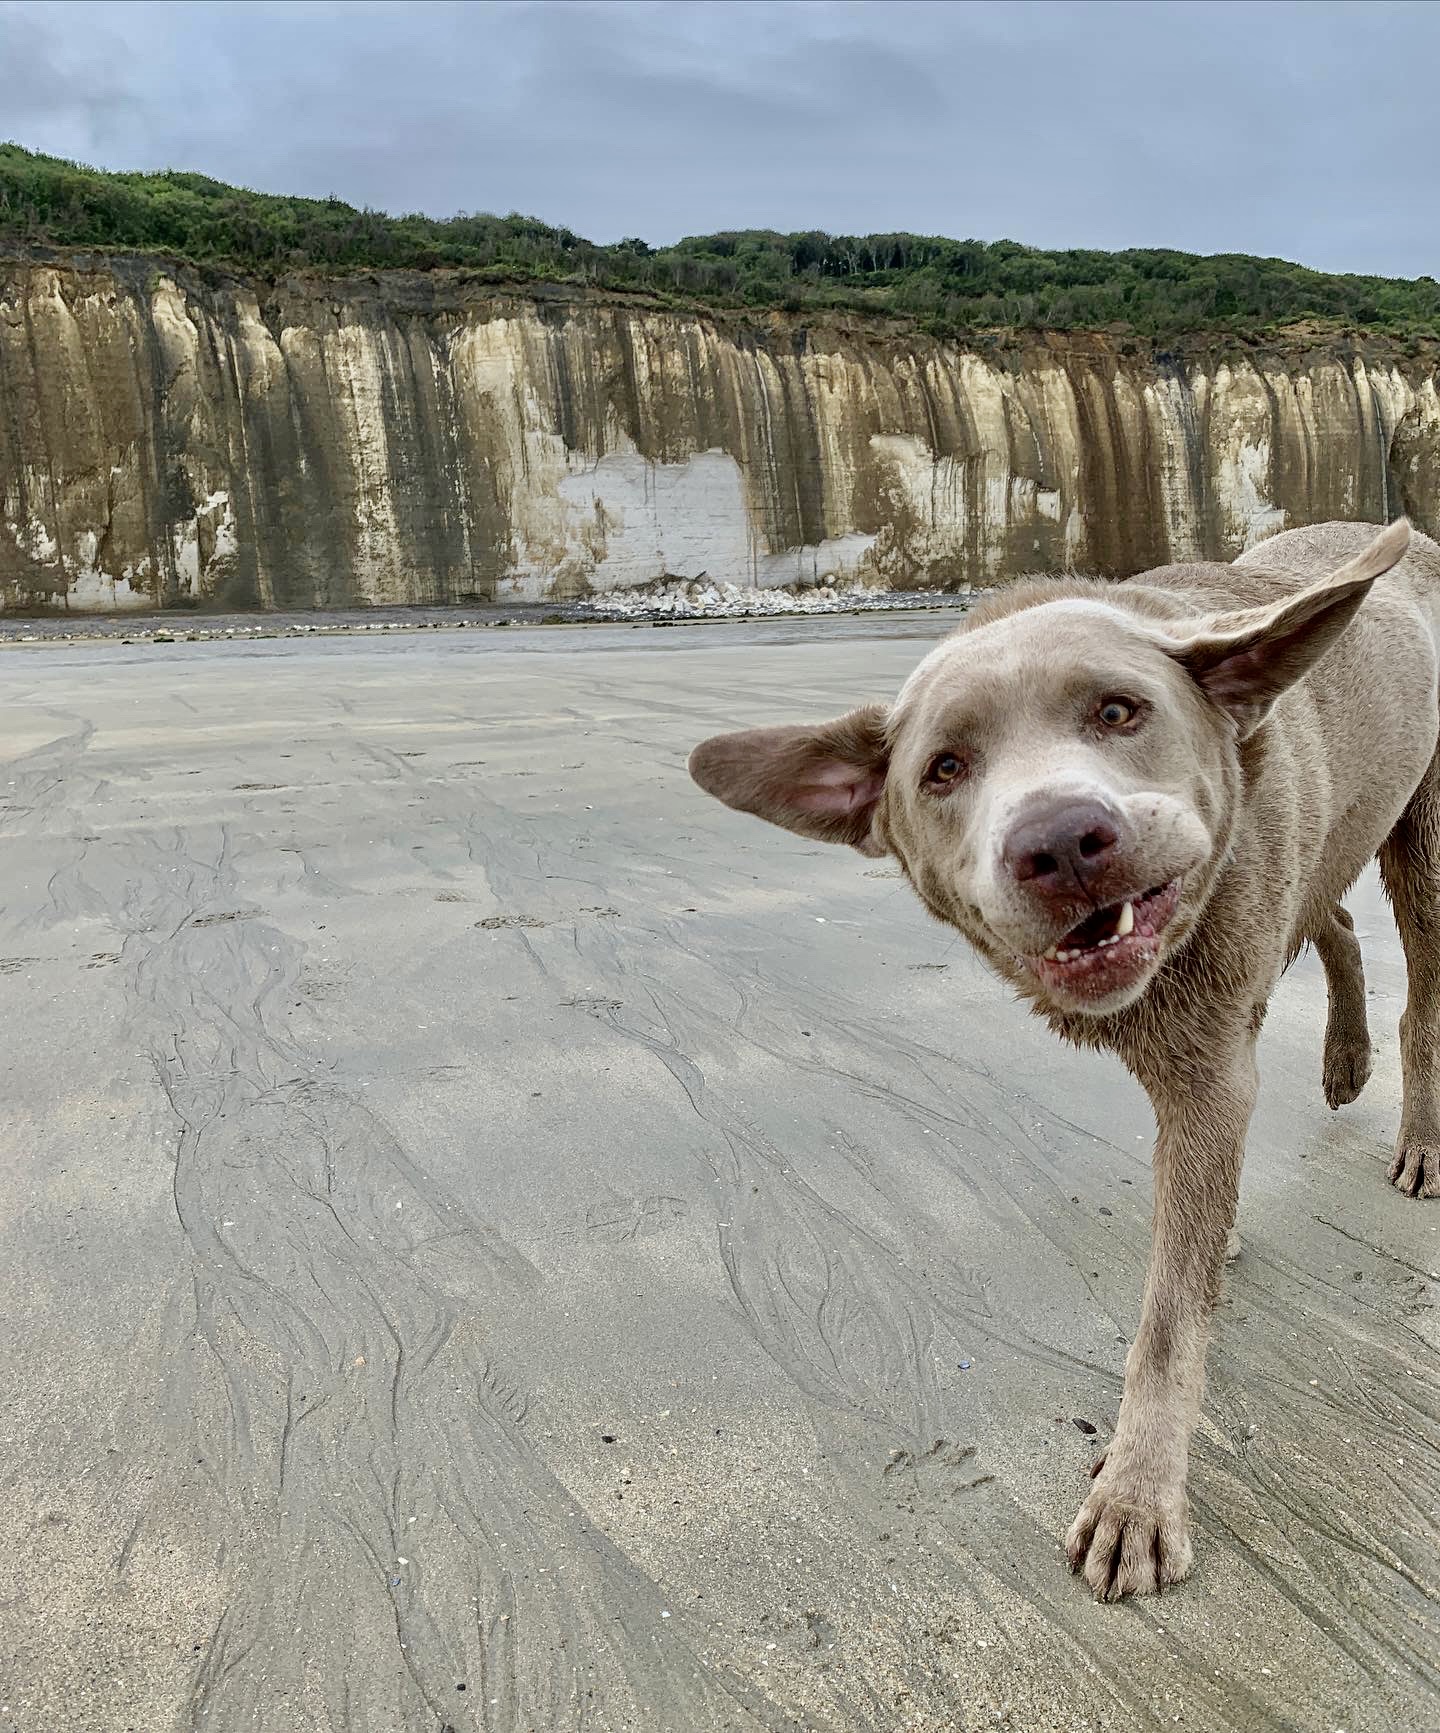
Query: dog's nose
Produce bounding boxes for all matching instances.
[1002,800,1122,890]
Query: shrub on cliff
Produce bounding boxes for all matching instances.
[3,143,1438,340]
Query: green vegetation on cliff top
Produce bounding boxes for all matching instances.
[3,143,1438,340]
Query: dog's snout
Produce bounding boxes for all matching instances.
[1002,800,1123,890]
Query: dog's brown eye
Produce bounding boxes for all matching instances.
[1098,698,1137,728]
[925,751,965,786]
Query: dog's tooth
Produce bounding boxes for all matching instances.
[1044,945,1059,961]
[1116,900,1135,938]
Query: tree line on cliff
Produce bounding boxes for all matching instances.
[3,143,1438,341]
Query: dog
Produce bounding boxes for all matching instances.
[688,516,1439,1599]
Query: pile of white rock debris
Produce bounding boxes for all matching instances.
[578,575,977,619]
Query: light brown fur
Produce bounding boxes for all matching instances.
[689,518,1440,1599]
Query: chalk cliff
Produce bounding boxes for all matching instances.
[2,253,1437,612]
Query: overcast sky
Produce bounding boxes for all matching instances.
[2,0,1436,276]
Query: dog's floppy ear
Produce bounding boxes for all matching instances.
[688,703,891,856]
[1164,518,1411,739]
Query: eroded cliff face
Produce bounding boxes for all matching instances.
[2,254,1438,612]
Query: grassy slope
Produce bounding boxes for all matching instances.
[3,143,1439,341]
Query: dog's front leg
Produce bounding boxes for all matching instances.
[1066,1037,1257,1599]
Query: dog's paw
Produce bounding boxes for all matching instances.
[1322,1034,1372,1109]
[1389,1140,1440,1199]
[1065,1479,1192,1600]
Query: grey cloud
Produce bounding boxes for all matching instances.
[0,0,1435,274]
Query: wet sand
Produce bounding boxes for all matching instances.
[1,622,1436,1732]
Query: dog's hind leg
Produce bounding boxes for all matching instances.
[1380,770,1440,1197]
[1313,902,1373,1109]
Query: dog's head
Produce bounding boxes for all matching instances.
[689,520,1411,1016]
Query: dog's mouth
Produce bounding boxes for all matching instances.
[1026,879,1183,1001]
